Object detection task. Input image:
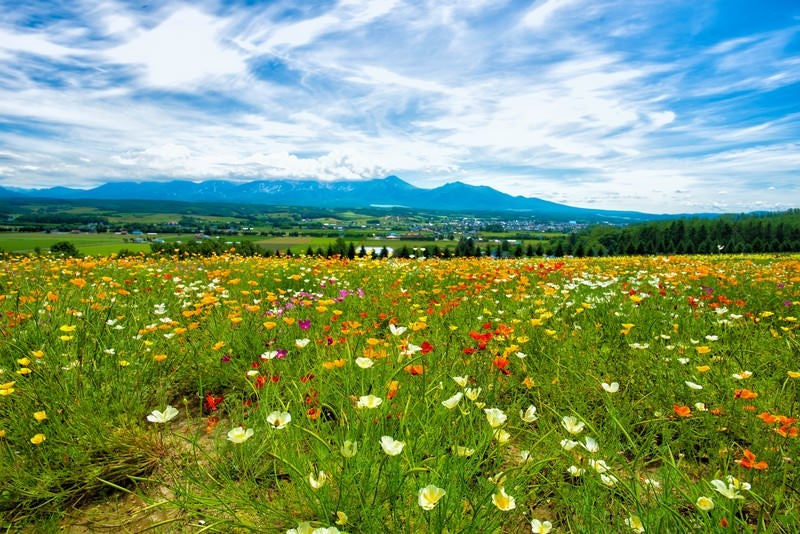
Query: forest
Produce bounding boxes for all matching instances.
[545,209,800,257]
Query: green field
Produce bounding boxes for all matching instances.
[0,232,152,255]
[2,253,799,532]
[0,232,530,257]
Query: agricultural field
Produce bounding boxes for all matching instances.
[0,232,153,256]
[1,253,798,532]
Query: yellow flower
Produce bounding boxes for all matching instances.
[441,392,463,409]
[491,486,516,511]
[380,435,405,456]
[530,519,553,534]
[59,325,76,332]
[59,335,73,341]
[33,411,47,422]
[16,357,31,366]
[484,408,507,428]
[355,357,374,369]
[16,368,31,376]
[30,433,46,445]
[452,445,475,457]
[119,360,130,367]
[417,484,446,510]
[695,346,712,354]
[465,387,482,401]
[787,371,800,379]
[335,511,348,525]
[308,470,328,489]
[625,515,645,533]
[696,496,714,511]
[561,415,585,434]
[356,395,383,409]
[31,350,45,358]
[493,428,511,443]
[696,365,711,373]
[227,426,254,443]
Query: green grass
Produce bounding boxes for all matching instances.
[1,253,798,532]
[0,232,130,253]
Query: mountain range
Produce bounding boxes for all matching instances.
[0,176,669,222]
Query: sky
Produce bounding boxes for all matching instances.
[0,0,798,214]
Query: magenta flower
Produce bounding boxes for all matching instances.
[299,319,311,330]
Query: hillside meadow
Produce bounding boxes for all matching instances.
[1,252,798,532]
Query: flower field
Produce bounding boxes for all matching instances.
[1,253,799,532]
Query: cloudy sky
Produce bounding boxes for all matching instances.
[0,0,798,213]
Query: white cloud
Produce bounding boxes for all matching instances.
[0,0,797,213]
[104,7,246,87]
[521,0,579,29]
[0,27,77,57]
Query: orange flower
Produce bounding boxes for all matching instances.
[522,376,535,388]
[404,364,424,375]
[673,405,692,418]
[387,380,400,400]
[492,356,511,375]
[322,358,346,370]
[776,423,798,438]
[307,408,322,420]
[734,389,758,400]
[737,449,768,470]
[757,411,779,424]
[205,416,219,434]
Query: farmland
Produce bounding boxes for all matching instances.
[1,253,798,532]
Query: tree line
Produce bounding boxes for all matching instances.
[30,209,800,259]
[552,209,800,257]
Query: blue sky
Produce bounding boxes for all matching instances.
[0,0,798,213]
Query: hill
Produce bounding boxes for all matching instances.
[0,176,672,223]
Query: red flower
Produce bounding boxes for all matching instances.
[420,341,434,354]
[469,330,492,343]
[204,393,224,412]
[492,356,511,375]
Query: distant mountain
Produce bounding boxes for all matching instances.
[0,176,669,222]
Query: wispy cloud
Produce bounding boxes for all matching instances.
[0,0,798,213]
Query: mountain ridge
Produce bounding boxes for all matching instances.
[0,176,671,222]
